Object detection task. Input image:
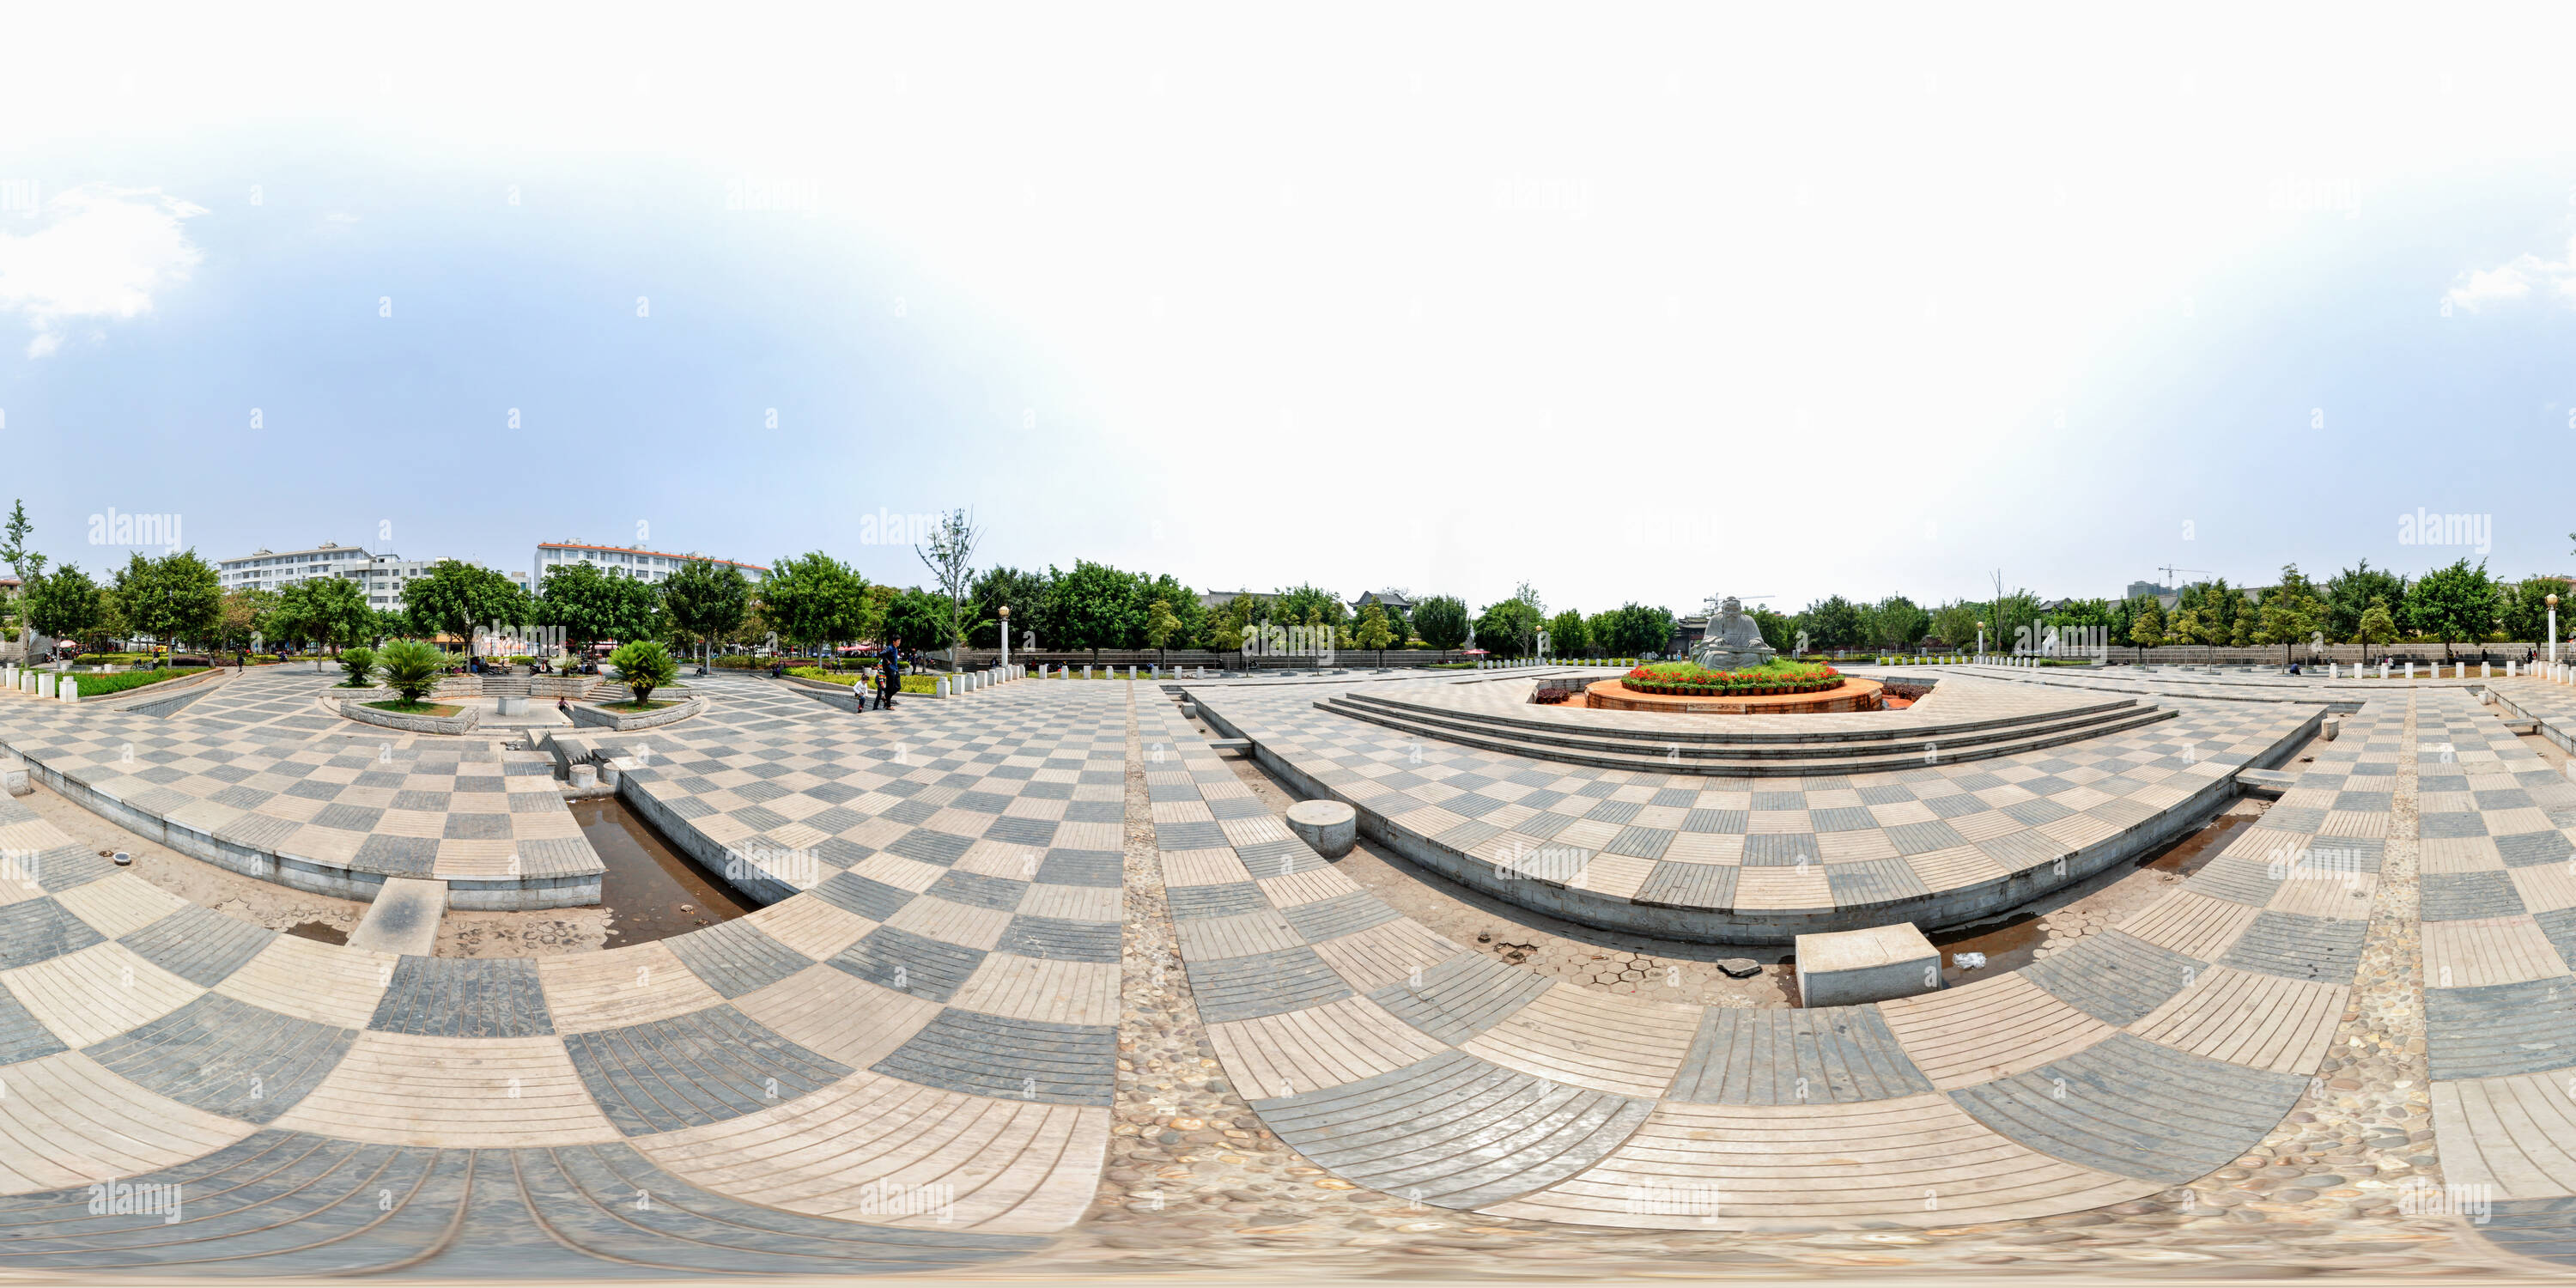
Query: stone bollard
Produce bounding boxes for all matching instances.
[1179,702,1196,718]
[597,760,622,789]
[2484,662,2493,678]
[1084,665,1092,680]
[1,760,27,796]
[2322,714,2342,741]
[60,681,77,705]
[936,677,950,698]
[1285,799,1358,859]
[568,763,598,789]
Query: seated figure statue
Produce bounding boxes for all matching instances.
[1690,596,1778,671]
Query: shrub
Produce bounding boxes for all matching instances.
[609,640,679,703]
[376,640,444,703]
[338,647,377,688]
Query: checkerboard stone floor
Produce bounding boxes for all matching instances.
[1137,681,2404,1227]
[0,671,590,904]
[2410,679,2576,1266]
[0,664,2526,1272]
[0,671,1126,1275]
[1188,671,2322,939]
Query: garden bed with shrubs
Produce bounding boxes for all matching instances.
[1620,659,1842,696]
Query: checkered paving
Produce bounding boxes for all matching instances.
[1188,672,2318,935]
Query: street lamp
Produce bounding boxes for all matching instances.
[1976,620,1987,660]
[2550,594,2560,667]
[999,605,1011,676]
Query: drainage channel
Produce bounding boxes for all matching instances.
[573,793,756,948]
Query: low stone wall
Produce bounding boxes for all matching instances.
[2,739,594,908]
[569,695,705,731]
[339,698,479,735]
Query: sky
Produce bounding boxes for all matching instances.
[3,5,2576,617]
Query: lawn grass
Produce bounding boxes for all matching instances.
[365,699,461,716]
[598,699,674,713]
[64,667,209,698]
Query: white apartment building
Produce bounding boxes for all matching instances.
[532,541,768,586]
[217,543,374,592]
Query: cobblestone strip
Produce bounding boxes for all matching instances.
[2161,690,2463,1257]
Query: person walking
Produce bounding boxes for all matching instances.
[876,638,902,710]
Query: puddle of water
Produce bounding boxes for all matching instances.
[1929,811,2254,987]
[573,795,756,948]
[2145,811,2250,877]
[285,920,349,945]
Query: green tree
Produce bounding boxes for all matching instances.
[1544,609,1589,659]
[1798,595,1865,651]
[1600,602,1675,658]
[0,498,42,590]
[1929,601,1983,652]
[535,563,660,654]
[884,586,956,652]
[407,561,532,667]
[337,646,377,688]
[271,575,372,653]
[1143,596,1182,665]
[2357,595,2401,654]
[2128,598,2166,656]
[1473,597,1545,659]
[1046,561,1147,658]
[2253,565,2328,665]
[370,608,409,644]
[1353,603,1396,665]
[2407,558,2498,659]
[1868,595,1931,649]
[971,566,1054,650]
[1269,583,1349,634]
[915,509,981,664]
[608,640,679,703]
[2499,576,2568,646]
[375,640,443,703]
[22,563,101,646]
[1412,594,1469,652]
[112,550,222,656]
[660,559,751,672]
[759,553,876,656]
[1750,606,1795,654]
[217,586,276,652]
[2324,561,2407,643]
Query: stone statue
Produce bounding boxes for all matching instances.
[1691,596,1777,671]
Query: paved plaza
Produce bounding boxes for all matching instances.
[0,659,2569,1273]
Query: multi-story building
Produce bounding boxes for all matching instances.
[532,541,767,586]
[217,543,373,592]
[358,554,448,608]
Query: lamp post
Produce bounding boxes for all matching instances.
[1977,620,1987,661]
[999,605,1011,676]
[2550,594,2560,667]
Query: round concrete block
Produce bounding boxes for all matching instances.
[568,763,598,788]
[1286,799,1358,859]
[1178,702,1197,718]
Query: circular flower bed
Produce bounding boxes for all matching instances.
[1621,660,1841,696]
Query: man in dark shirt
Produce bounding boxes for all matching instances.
[876,639,902,710]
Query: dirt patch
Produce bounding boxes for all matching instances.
[17,778,368,939]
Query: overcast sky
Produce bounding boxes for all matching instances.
[3,5,2574,616]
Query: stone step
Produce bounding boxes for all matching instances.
[347,877,447,957]
[1313,696,2176,776]
[1329,691,2156,764]
[1334,687,2145,750]
[2232,767,2300,798]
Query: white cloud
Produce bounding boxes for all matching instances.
[0,185,204,357]
[2446,233,2576,313]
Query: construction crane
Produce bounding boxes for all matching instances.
[2157,566,2214,587]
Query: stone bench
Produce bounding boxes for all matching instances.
[1794,921,1942,1007]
